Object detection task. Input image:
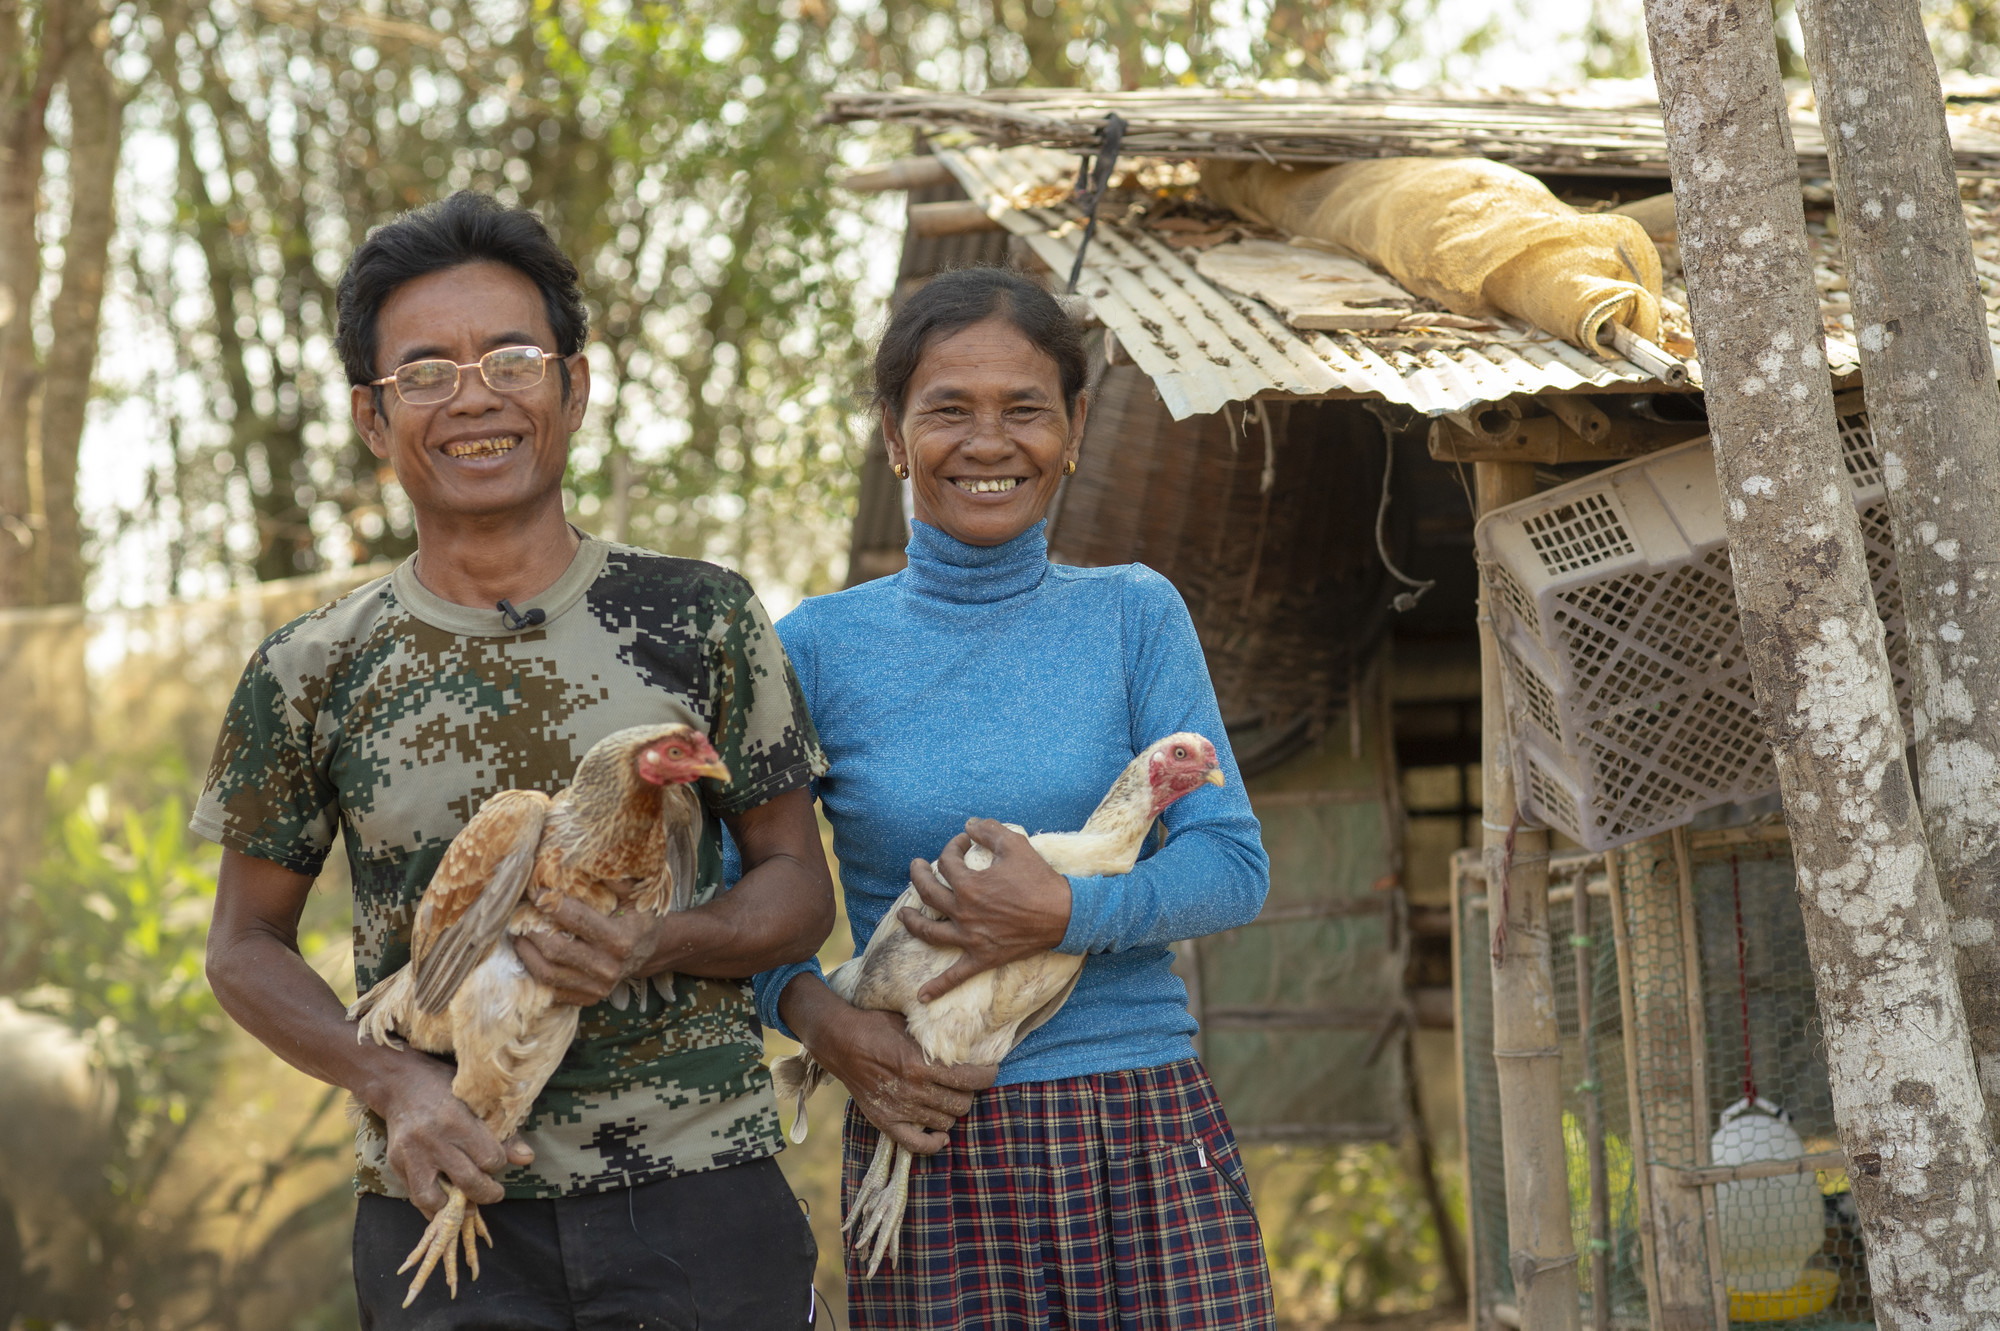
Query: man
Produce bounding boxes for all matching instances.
[197,191,833,1329]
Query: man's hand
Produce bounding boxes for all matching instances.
[373,1051,536,1218]
[514,896,673,1007]
[809,1006,997,1156]
[899,818,1072,1003]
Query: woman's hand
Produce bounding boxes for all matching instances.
[781,976,997,1156]
[900,818,1073,1003]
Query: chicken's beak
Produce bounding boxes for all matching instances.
[696,760,733,783]
[1205,768,1226,787]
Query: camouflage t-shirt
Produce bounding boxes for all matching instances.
[191,536,825,1200]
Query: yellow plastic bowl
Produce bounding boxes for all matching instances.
[1728,1268,1841,1322]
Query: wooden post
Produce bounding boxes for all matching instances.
[1642,0,2000,1316]
[1574,870,1611,1331]
[1604,850,1662,1331]
[1477,460,1581,1331]
[1614,837,1714,1330]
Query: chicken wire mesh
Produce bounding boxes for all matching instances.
[1687,829,1869,1327]
[1459,827,1872,1329]
[1473,406,1908,851]
[1454,849,1647,1329]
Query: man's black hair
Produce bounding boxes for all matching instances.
[335,191,588,396]
[872,268,1087,418]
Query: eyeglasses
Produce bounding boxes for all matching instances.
[368,345,561,406]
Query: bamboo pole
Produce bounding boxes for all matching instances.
[839,157,956,192]
[1576,873,1612,1331]
[1620,837,1711,1330]
[906,200,1005,236]
[1478,460,1580,1331]
[1452,851,1479,1331]
[1669,830,1727,1331]
[1604,849,1662,1331]
[1672,1151,1847,1188]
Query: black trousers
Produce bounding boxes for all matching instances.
[354,1157,819,1330]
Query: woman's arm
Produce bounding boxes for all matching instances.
[1061,566,1269,950]
[777,973,997,1156]
[898,568,1270,997]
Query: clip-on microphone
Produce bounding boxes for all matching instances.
[497,599,546,630]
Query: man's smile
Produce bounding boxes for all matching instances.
[440,434,521,459]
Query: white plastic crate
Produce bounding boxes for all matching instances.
[1474,412,1909,850]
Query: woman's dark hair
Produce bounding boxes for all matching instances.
[873,268,1087,418]
[335,191,588,393]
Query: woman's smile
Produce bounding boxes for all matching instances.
[951,476,1023,495]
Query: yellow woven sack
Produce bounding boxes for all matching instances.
[1203,157,1661,351]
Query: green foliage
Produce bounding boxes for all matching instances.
[100,0,1620,609]
[1255,1142,1456,1320]
[9,756,228,1197]
[1562,1110,1635,1236]
[107,0,876,601]
[1,755,357,1330]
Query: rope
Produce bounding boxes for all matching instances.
[1065,113,1128,295]
[1368,405,1436,612]
[1731,853,1757,1102]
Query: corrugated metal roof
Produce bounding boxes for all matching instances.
[936,144,1709,420]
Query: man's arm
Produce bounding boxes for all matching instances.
[205,848,531,1217]
[515,786,834,1005]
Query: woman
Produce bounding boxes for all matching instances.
[758,268,1275,1327]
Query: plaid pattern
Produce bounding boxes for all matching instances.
[842,1058,1275,1330]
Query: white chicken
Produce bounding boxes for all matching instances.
[773,732,1227,1275]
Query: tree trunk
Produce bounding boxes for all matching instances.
[1478,460,1582,1331]
[1642,0,2000,1321]
[37,9,120,606]
[1796,0,2000,1136]
[0,2,65,608]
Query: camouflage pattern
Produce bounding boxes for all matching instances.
[191,537,825,1199]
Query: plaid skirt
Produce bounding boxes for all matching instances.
[841,1057,1275,1330]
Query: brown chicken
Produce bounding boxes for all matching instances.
[346,722,728,1306]
[774,732,1225,1275]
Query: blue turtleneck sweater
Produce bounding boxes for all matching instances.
[749,520,1269,1085]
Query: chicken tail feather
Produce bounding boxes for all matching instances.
[772,1051,825,1144]
[348,967,414,1051]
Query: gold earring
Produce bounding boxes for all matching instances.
[893,462,910,481]
[1064,458,1077,476]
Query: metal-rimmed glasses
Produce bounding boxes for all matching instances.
[368,345,561,406]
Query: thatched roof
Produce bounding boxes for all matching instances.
[824,84,2000,178]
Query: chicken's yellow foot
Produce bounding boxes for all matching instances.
[863,1147,914,1278]
[845,1133,915,1277]
[397,1185,490,1307]
[843,1132,897,1237]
